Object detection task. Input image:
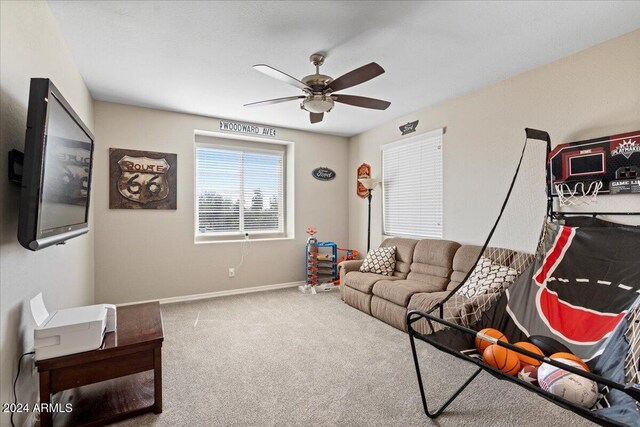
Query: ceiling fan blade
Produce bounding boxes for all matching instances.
[244,96,305,107]
[333,94,390,110]
[253,64,311,91]
[325,62,385,93]
[310,112,324,124]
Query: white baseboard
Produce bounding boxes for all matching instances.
[117,281,304,306]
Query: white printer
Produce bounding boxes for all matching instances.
[30,293,117,360]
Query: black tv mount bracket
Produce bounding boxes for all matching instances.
[8,149,24,185]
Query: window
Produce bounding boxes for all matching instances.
[195,141,285,239]
[381,128,443,238]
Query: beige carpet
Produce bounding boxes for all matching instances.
[116,288,592,426]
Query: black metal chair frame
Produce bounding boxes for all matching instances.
[407,308,639,427]
[405,128,640,426]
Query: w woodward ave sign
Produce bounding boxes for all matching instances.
[220,120,276,137]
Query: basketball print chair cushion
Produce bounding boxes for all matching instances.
[455,256,518,299]
[360,246,397,276]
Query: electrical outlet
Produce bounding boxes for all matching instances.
[228,268,235,278]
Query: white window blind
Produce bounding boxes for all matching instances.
[382,129,443,238]
[196,145,284,236]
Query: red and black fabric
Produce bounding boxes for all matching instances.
[505,221,640,362]
[426,218,640,425]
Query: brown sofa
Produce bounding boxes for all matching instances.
[339,238,532,332]
[340,237,416,315]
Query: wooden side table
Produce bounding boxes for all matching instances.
[36,302,164,427]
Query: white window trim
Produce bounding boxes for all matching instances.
[193,130,295,243]
[380,127,444,239]
[195,236,295,245]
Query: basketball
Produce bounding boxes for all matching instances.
[514,341,544,367]
[475,328,508,353]
[528,335,572,356]
[538,361,598,408]
[551,352,590,373]
[483,344,521,376]
[518,365,539,386]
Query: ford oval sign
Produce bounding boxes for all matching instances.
[312,167,336,181]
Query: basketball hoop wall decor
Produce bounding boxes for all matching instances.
[548,130,640,204]
[357,163,371,199]
[109,148,177,209]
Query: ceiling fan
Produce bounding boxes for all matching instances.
[244,53,391,124]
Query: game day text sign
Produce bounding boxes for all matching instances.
[220,120,276,137]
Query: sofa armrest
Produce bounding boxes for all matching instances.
[338,260,363,300]
[339,260,364,280]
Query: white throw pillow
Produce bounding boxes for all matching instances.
[359,246,397,276]
[456,256,518,299]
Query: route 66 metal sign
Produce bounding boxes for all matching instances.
[117,156,170,203]
[109,148,177,209]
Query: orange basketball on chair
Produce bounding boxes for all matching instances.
[475,328,508,353]
[550,352,590,372]
[483,344,521,376]
[514,342,544,367]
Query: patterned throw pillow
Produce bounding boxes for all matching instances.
[359,246,397,276]
[456,256,518,299]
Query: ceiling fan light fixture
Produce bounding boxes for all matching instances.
[247,55,390,123]
[301,95,334,113]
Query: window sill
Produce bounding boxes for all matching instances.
[194,236,295,245]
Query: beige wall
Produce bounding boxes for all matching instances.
[0,2,95,425]
[93,102,349,304]
[1,6,637,421]
[348,30,640,254]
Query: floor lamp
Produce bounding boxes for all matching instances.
[358,177,379,253]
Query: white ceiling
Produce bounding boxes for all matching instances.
[48,1,640,137]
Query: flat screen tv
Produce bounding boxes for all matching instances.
[18,78,95,251]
